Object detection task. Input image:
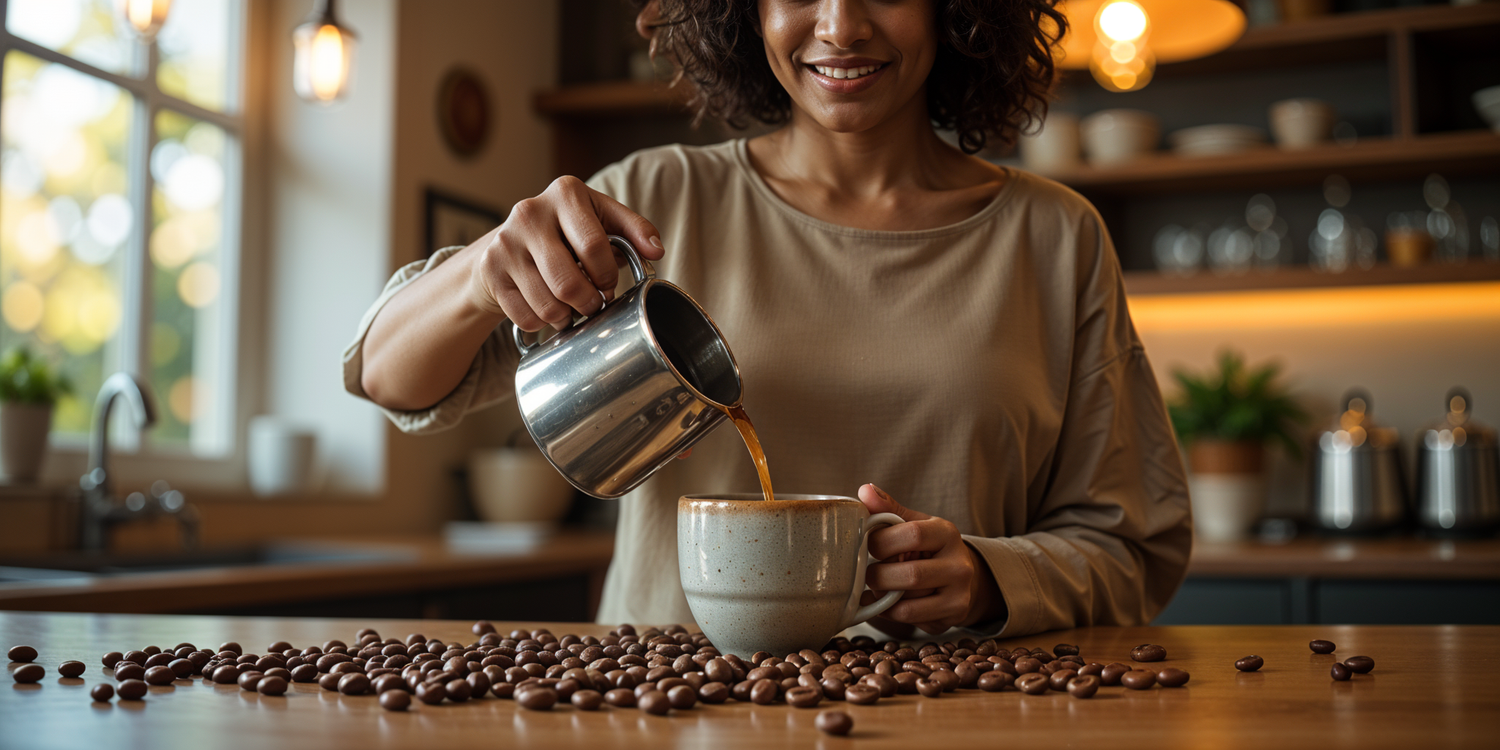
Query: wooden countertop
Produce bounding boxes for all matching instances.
[0,531,615,613]
[1188,536,1500,579]
[2,613,1495,749]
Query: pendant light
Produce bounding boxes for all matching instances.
[116,0,173,43]
[293,0,358,104]
[1055,0,1245,92]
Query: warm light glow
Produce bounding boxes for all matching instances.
[2,281,44,332]
[293,18,357,104]
[1098,1,1148,42]
[117,0,173,41]
[1129,283,1500,331]
[177,261,219,308]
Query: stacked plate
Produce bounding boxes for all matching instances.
[1168,124,1268,157]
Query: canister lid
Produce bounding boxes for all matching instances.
[1318,389,1399,452]
[1419,388,1497,451]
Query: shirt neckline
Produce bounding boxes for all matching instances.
[729,137,1018,240]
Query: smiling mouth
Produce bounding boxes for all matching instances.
[809,64,886,80]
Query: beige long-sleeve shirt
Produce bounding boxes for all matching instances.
[343,139,1192,636]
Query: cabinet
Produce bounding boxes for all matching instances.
[535,4,1500,296]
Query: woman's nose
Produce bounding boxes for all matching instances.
[815,0,875,49]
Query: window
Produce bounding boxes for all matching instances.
[0,0,243,456]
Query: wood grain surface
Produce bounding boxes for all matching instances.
[3,612,1497,749]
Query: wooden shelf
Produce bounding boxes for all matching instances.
[1123,260,1500,296]
[1049,130,1500,195]
[533,79,690,118]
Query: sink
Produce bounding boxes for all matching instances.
[0,543,413,583]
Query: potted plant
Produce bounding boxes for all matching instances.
[1168,350,1307,541]
[0,346,72,483]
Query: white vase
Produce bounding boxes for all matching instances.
[1188,473,1267,542]
[0,402,53,483]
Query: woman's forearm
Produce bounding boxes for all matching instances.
[360,234,505,412]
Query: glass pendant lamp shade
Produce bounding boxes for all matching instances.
[293,0,358,104]
[1054,0,1245,91]
[116,0,173,42]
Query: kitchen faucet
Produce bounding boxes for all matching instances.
[77,372,199,552]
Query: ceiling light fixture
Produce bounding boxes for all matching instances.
[293,0,358,104]
[116,0,172,43]
[1055,0,1246,92]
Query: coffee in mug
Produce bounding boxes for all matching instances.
[677,494,904,659]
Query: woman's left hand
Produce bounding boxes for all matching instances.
[858,483,1005,636]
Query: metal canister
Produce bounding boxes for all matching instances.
[510,236,742,499]
[1416,388,1500,535]
[1309,390,1408,533]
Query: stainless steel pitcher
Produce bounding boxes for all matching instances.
[1310,390,1409,533]
[1416,388,1500,535]
[510,236,743,499]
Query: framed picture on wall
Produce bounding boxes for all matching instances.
[424,188,505,257]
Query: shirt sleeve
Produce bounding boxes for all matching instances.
[340,245,520,435]
[962,210,1193,638]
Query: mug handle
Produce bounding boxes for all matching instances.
[842,511,906,629]
[511,235,656,357]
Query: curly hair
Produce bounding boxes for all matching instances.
[633,0,1067,154]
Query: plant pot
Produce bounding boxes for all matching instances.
[1187,440,1267,542]
[0,402,53,483]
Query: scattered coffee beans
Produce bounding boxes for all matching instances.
[1330,663,1351,681]
[1157,668,1190,687]
[816,710,854,736]
[1130,644,1167,662]
[58,660,85,678]
[13,664,45,683]
[1234,655,1264,672]
[1344,656,1374,674]
[8,645,38,663]
[1310,640,1336,654]
[90,683,115,702]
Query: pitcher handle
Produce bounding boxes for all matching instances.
[843,511,906,629]
[512,235,656,357]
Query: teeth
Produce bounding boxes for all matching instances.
[813,65,880,80]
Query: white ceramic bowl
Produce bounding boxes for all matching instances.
[1081,109,1160,167]
[1168,124,1267,157]
[1474,85,1500,132]
[468,447,575,524]
[1269,98,1336,149]
[1019,112,1082,174]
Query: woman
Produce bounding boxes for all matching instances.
[346,0,1191,638]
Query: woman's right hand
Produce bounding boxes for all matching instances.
[468,175,664,332]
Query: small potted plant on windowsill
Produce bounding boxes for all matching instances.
[0,346,72,484]
[1168,350,1307,542]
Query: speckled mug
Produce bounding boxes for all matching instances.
[677,494,905,659]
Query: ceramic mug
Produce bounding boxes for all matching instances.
[677,494,904,659]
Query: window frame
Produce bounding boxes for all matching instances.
[0,0,251,488]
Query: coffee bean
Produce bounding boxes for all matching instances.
[380,690,411,711]
[318,673,342,691]
[142,666,175,686]
[144,653,174,669]
[7,645,37,663]
[445,679,472,702]
[861,673,898,698]
[1344,656,1374,674]
[123,651,148,666]
[114,663,144,681]
[1079,663,1104,677]
[812,709,852,737]
[699,682,729,704]
[604,687,636,707]
[258,676,288,696]
[1067,674,1101,698]
[820,676,846,700]
[117,679,148,700]
[211,664,241,684]
[13,664,45,683]
[1015,673,1049,695]
[1100,663,1129,686]
[90,683,115,702]
[566,689,600,710]
[338,673,371,696]
[168,659,194,678]
[1048,669,1077,692]
[219,642,242,656]
[750,678,778,705]
[786,685,822,708]
[1013,657,1042,674]
[639,690,671,715]
[102,652,123,669]
[1130,644,1167,662]
[844,683,879,705]
[1330,663,1351,681]
[517,685,558,711]
[1121,670,1157,690]
[415,682,446,704]
[667,684,697,709]
[1310,640,1336,654]
[58,660,85,678]
[1054,643,1080,657]
[913,677,941,698]
[290,664,318,683]
[373,674,405,694]
[1234,656,1264,672]
[892,672,919,694]
[1157,668,1190,687]
[977,671,1013,692]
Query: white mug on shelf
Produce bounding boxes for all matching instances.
[1019,112,1081,174]
[247,416,318,498]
